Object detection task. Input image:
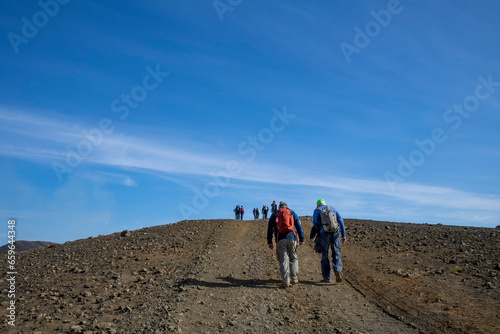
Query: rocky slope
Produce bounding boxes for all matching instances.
[1,218,499,333]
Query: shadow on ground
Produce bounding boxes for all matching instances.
[181,276,325,289]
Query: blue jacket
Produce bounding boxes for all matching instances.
[312,205,346,238]
[267,209,305,244]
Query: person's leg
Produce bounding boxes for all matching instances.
[331,232,343,282]
[277,239,291,286]
[320,233,331,280]
[288,240,299,283]
[331,232,343,272]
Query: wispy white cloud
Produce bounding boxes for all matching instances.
[76,171,138,187]
[225,163,500,213]
[0,108,224,174]
[2,108,499,226]
[123,177,137,187]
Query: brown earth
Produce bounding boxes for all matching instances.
[1,218,499,333]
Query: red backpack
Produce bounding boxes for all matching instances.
[276,208,294,233]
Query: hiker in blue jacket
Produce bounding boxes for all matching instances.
[234,205,240,219]
[312,199,346,283]
[267,201,305,288]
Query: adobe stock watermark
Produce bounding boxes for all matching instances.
[384,74,500,192]
[339,0,413,64]
[213,0,243,22]
[178,106,295,218]
[6,219,17,326]
[7,0,72,54]
[52,64,169,182]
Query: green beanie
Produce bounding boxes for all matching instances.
[316,199,325,206]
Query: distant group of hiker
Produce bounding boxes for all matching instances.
[266,199,346,288]
[233,205,245,220]
[233,201,278,220]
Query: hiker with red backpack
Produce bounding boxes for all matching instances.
[240,205,245,220]
[312,199,346,283]
[267,201,305,288]
[271,201,278,214]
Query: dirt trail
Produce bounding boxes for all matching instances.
[172,219,419,333]
[2,217,498,333]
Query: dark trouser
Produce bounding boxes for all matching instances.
[320,231,342,279]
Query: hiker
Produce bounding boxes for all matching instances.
[234,205,241,220]
[240,205,245,220]
[271,201,277,214]
[253,208,259,219]
[262,205,269,219]
[312,199,346,283]
[267,201,305,288]
[255,207,260,219]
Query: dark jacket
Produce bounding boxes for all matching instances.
[267,209,305,244]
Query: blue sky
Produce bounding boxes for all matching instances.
[1,0,499,243]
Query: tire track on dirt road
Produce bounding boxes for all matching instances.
[174,219,419,333]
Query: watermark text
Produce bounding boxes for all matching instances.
[7,0,72,54]
[6,219,17,326]
[385,74,499,191]
[178,106,295,218]
[339,0,412,64]
[213,0,243,22]
[52,64,169,182]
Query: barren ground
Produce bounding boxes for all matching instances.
[1,218,499,333]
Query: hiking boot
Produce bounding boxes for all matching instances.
[291,278,299,284]
[335,271,343,283]
[281,282,292,288]
[320,278,331,283]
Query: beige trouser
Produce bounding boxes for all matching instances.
[277,238,298,284]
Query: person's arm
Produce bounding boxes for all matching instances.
[310,225,318,239]
[312,208,321,228]
[291,211,305,245]
[335,210,346,243]
[267,214,275,249]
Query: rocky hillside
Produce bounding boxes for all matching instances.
[1,218,499,333]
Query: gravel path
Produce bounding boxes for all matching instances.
[1,218,498,333]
